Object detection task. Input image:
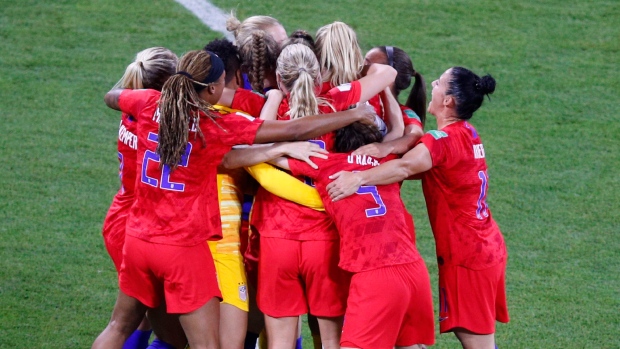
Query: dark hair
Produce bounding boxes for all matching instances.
[205,38,241,85]
[447,67,496,120]
[282,30,317,55]
[376,46,426,125]
[158,50,221,169]
[334,122,383,153]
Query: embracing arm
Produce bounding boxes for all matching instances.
[380,87,405,142]
[357,64,397,103]
[260,89,284,120]
[327,143,433,201]
[353,123,424,158]
[104,88,124,111]
[253,103,375,144]
[222,142,327,170]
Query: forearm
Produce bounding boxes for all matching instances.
[221,143,284,169]
[381,89,405,142]
[255,108,361,143]
[357,159,414,186]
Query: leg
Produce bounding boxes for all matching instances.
[316,316,343,349]
[245,282,264,349]
[147,302,187,349]
[92,290,148,349]
[178,297,221,349]
[263,314,298,349]
[220,303,248,349]
[454,328,495,349]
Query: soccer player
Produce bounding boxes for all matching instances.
[101,46,177,349]
[226,14,287,93]
[327,67,510,349]
[314,22,405,141]
[268,121,435,349]
[223,43,398,349]
[92,49,376,349]
[356,45,427,157]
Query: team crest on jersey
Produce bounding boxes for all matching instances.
[404,109,421,121]
[238,284,247,302]
[427,130,448,140]
[336,83,352,92]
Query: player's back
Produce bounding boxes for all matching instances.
[289,153,421,273]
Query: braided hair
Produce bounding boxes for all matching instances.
[157,50,223,169]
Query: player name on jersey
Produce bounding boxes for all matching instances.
[118,121,137,150]
[346,154,381,167]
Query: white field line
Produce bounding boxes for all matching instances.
[173,0,234,41]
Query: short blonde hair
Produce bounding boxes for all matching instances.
[315,22,363,87]
[114,47,177,91]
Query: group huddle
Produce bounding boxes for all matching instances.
[92,13,509,349]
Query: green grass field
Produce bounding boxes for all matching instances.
[1,0,618,348]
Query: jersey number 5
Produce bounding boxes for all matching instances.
[141,132,192,192]
[356,185,387,218]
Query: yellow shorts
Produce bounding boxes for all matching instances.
[209,242,249,312]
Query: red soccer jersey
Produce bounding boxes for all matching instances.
[118,89,264,246]
[249,81,363,241]
[289,154,422,272]
[230,88,266,118]
[418,121,506,270]
[117,112,138,196]
[367,98,423,129]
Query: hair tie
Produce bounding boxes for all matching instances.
[176,71,194,80]
[386,46,395,68]
[298,67,307,73]
[203,50,225,84]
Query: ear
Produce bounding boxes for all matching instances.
[235,70,242,87]
[444,95,455,108]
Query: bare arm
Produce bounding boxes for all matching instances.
[357,64,397,102]
[380,87,405,142]
[222,142,328,170]
[104,88,124,111]
[326,143,433,201]
[259,89,284,120]
[253,103,375,144]
[353,123,424,158]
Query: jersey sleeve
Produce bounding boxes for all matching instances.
[325,80,362,111]
[231,89,266,117]
[245,163,324,211]
[118,89,158,119]
[400,105,423,129]
[204,113,264,146]
[419,131,449,167]
[288,157,323,179]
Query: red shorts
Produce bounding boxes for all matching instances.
[438,260,509,334]
[257,236,351,317]
[119,235,222,314]
[102,194,133,273]
[341,261,435,348]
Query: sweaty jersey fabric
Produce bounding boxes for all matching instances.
[418,121,506,270]
[118,89,263,246]
[289,154,421,272]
